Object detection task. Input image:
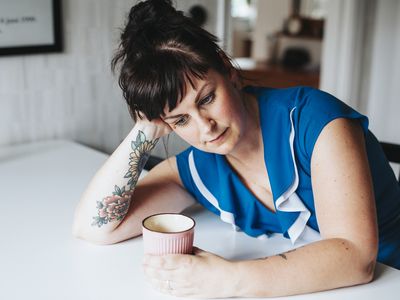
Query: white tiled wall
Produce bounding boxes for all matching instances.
[0,0,135,154]
[0,0,224,156]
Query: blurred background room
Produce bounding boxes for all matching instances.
[0,0,399,169]
[2,2,400,297]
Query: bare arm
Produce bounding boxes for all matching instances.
[72,122,195,245]
[232,118,378,297]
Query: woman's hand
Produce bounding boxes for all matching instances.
[142,247,237,298]
[134,112,172,139]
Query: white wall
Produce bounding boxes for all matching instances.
[0,0,226,156]
[0,0,135,154]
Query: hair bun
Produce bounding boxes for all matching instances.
[121,0,183,53]
[128,0,178,32]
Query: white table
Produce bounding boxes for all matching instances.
[0,140,399,300]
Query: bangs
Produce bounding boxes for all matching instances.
[122,50,210,121]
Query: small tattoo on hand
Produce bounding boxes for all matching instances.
[278,254,287,260]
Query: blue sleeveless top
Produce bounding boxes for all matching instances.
[176,86,400,269]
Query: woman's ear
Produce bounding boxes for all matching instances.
[218,50,242,89]
[229,68,242,89]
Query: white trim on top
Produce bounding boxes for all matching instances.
[188,151,269,239]
[188,151,237,230]
[274,107,321,244]
[187,107,321,244]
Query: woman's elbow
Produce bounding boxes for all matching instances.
[339,238,378,285]
[73,230,119,245]
[358,259,376,284]
[354,244,378,285]
[72,223,118,245]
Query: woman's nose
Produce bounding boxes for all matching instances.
[197,114,216,134]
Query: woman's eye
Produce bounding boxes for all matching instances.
[174,116,189,127]
[199,93,215,105]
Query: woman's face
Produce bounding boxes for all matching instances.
[162,70,248,155]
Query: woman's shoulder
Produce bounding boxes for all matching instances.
[247,85,358,117]
[244,85,315,96]
[245,85,317,108]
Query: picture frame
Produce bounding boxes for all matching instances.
[0,0,62,56]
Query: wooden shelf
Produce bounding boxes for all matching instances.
[278,32,323,41]
[239,61,320,89]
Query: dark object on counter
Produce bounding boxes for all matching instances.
[282,47,311,69]
[283,17,324,39]
[188,5,207,27]
[380,142,400,183]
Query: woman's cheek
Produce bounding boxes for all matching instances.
[174,128,198,145]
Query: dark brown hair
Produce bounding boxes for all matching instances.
[111,0,237,121]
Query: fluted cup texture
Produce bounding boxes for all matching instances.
[142,213,195,255]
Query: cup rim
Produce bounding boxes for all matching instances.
[142,213,196,234]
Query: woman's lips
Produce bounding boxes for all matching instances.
[209,128,228,143]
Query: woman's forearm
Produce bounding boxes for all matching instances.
[72,123,161,242]
[232,238,375,298]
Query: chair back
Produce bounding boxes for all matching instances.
[380,142,400,183]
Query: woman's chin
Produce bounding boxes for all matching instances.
[199,142,235,155]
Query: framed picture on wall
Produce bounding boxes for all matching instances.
[0,0,62,56]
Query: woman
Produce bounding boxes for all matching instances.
[72,0,400,297]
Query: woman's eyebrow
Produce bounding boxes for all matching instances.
[163,82,213,120]
[193,81,213,104]
[163,113,184,121]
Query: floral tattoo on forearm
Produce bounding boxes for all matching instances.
[91,130,159,227]
[91,185,133,227]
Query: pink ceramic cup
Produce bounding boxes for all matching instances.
[142,213,195,255]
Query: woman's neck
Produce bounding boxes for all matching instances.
[226,92,263,165]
